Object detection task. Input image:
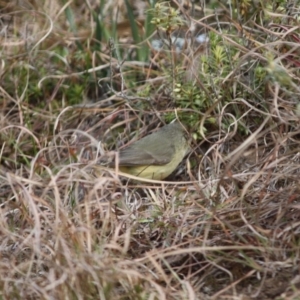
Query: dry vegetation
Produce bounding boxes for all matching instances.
[1,0,300,299]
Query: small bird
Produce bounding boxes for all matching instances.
[112,121,190,180]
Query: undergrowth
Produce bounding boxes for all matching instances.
[1,0,300,299]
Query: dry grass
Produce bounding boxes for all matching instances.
[1,0,300,299]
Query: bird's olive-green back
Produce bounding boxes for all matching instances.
[117,121,188,167]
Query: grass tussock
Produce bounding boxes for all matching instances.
[1,0,300,299]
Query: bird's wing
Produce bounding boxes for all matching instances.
[117,144,175,166]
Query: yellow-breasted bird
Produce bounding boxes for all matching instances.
[110,121,190,180]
